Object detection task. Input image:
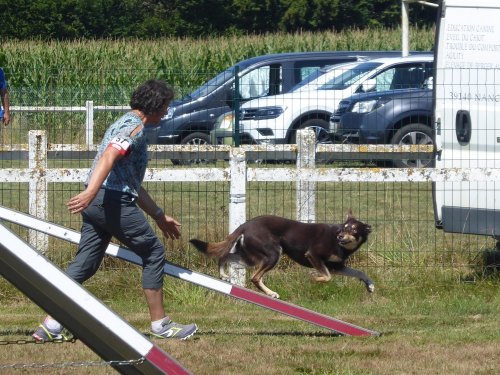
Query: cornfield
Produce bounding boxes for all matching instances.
[1,27,435,105]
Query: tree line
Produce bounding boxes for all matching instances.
[0,0,437,40]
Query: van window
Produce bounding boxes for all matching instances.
[238,66,273,99]
[299,66,319,81]
[292,65,333,91]
[187,67,235,100]
[293,59,355,85]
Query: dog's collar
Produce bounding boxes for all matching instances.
[336,246,346,258]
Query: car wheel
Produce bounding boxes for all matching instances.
[171,132,214,165]
[390,123,434,168]
[291,119,331,144]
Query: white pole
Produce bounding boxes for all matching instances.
[85,100,94,146]
[402,0,439,57]
[28,130,48,254]
[228,147,247,286]
[296,128,316,223]
[402,0,410,57]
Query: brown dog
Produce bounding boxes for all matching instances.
[190,211,374,298]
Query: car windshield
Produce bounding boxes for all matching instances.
[318,61,383,90]
[291,65,334,91]
[292,61,383,92]
[184,66,235,100]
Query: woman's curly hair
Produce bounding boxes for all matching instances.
[130,79,174,115]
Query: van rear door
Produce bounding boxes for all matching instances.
[433,0,500,236]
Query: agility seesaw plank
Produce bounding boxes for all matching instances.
[0,205,379,337]
[0,223,190,375]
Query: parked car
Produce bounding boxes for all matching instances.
[330,81,433,168]
[151,50,422,163]
[210,54,434,147]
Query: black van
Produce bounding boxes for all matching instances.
[152,51,412,150]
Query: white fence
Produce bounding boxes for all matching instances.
[2,129,499,282]
[11,101,128,145]
[2,129,498,239]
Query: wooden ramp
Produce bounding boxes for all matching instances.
[0,222,190,374]
[0,205,379,337]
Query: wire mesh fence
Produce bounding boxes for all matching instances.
[1,64,499,286]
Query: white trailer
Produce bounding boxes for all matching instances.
[433,0,500,237]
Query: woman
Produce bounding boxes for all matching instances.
[33,79,197,341]
[0,67,10,126]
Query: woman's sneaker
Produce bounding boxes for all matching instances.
[151,318,197,340]
[33,323,67,342]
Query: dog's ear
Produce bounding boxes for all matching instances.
[346,209,353,220]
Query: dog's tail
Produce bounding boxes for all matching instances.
[190,232,243,258]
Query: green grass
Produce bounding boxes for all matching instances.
[0,268,498,374]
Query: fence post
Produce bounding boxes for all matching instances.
[296,129,316,223]
[85,100,94,146]
[228,146,247,286]
[28,130,48,253]
[233,65,241,147]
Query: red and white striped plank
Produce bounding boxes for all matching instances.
[158,262,377,336]
[0,221,190,375]
[146,347,191,375]
[0,205,379,337]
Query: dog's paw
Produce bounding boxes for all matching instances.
[269,292,280,299]
[312,275,331,283]
[366,283,375,293]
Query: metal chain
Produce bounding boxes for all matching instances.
[0,357,145,370]
[0,337,77,345]
[0,338,145,370]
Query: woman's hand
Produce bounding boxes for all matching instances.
[155,214,181,240]
[67,189,97,214]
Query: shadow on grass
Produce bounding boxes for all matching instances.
[3,328,393,345]
[5,331,345,343]
[0,328,341,339]
[462,247,500,282]
[170,330,343,338]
